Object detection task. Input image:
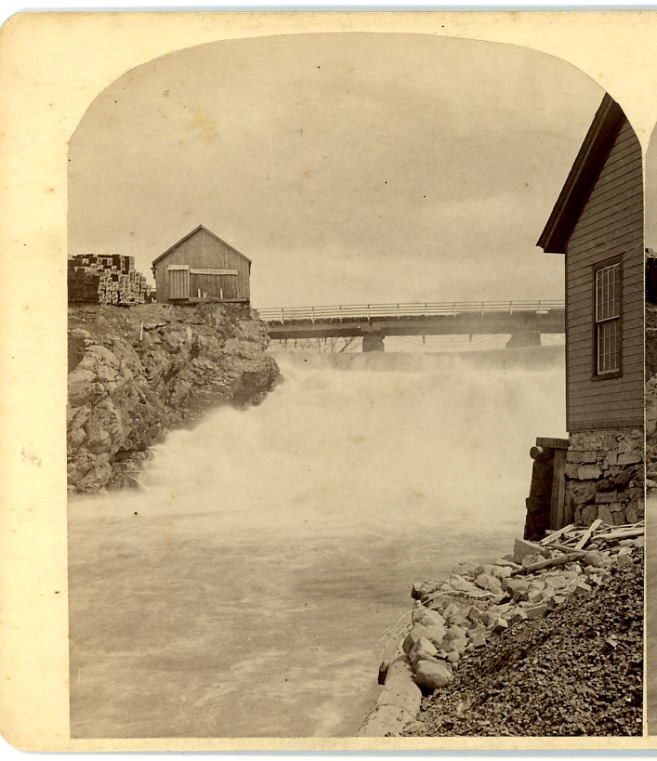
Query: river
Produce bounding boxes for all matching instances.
[68,346,566,738]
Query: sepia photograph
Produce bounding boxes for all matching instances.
[5,10,657,753]
[64,30,645,739]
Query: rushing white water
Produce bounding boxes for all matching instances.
[69,347,566,738]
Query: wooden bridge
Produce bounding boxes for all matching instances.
[258,300,565,351]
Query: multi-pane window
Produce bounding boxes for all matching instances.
[594,261,621,376]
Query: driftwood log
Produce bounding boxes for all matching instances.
[511,552,587,576]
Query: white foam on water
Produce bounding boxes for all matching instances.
[69,346,566,737]
[129,347,566,540]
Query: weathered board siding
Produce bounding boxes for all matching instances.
[153,227,250,303]
[565,119,643,432]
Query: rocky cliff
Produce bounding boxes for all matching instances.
[67,303,279,492]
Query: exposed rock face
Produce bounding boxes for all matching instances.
[67,303,279,492]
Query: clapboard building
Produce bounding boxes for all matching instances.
[535,93,644,529]
[152,225,251,304]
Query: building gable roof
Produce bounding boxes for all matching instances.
[152,224,252,267]
[537,94,626,254]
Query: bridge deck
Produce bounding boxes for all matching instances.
[258,300,565,339]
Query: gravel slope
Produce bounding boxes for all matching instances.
[404,552,643,737]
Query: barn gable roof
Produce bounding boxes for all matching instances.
[537,94,626,254]
[152,224,252,267]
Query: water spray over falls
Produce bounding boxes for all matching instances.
[69,348,565,738]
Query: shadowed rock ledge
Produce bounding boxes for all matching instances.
[67,303,279,492]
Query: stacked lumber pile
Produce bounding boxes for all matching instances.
[68,254,149,305]
[379,520,644,696]
[534,518,644,556]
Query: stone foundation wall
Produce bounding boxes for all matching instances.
[565,429,644,526]
[646,374,657,489]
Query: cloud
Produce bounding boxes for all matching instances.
[68,33,602,306]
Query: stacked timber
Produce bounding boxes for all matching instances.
[536,519,644,554]
[68,254,149,305]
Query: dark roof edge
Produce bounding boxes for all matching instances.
[152,224,252,267]
[537,93,625,254]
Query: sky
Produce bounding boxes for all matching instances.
[68,33,604,308]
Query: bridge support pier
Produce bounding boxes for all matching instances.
[506,330,542,348]
[362,333,385,352]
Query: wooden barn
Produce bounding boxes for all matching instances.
[152,225,251,304]
[528,93,644,535]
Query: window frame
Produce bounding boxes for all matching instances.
[591,255,623,380]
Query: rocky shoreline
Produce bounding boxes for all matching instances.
[67,303,279,492]
[360,523,644,737]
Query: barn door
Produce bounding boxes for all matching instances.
[218,274,239,300]
[168,266,190,300]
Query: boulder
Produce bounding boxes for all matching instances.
[474,573,502,594]
[522,603,550,620]
[411,580,441,600]
[480,610,498,628]
[502,607,528,626]
[68,367,100,406]
[582,551,605,568]
[441,602,466,621]
[520,554,543,569]
[513,538,547,564]
[468,628,488,648]
[569,580,592,598]
[451,613,471,628]
[527,581,546,603]
[70,327,92,341]
[411,605,427,624]
[466,605,485,624]
[444,625,467,642]
[475,563,512,579]
[416,608,446,629]
[492,617,509,633]
[409,637,438,665]
[359,656,421,737]
[447,574,481,595]
[422,624,447,648]
[445,636,468,653]
[503,577,529,600]
[403,623,446,654]
[414,659,453,690]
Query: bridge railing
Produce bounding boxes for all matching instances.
[257,300,564,324]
